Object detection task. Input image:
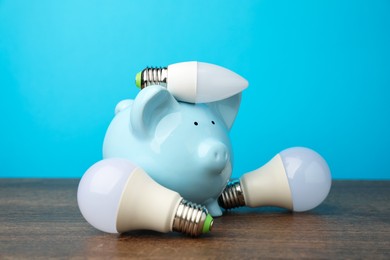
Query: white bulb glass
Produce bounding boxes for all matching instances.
[196,62,248,102]
[168,61,248,103]
[77,158,137,233]
[280,147,331,212]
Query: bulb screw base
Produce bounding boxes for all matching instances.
[136,67,168,89]
[218,179,246,209]
[172,199,213,237]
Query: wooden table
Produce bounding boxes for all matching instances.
[0,179,389,259]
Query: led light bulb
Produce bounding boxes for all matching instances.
[135,61,248,103]
[219,147,331,212]
[77,158,213,236]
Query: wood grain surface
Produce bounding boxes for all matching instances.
[0,179,389,259]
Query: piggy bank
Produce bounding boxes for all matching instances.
[103,85,241,216]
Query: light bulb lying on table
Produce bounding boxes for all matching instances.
[135,61,248,103]
[77,158,213,236]
[219,147,331,212]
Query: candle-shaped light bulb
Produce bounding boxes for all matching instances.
[77,158,213,236]
[135,61,248,103]
[219,147,331,212]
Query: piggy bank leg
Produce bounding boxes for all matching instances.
[204,199,223,217]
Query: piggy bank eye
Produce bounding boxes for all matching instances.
[194,121,198,126]
[211,121,215,125]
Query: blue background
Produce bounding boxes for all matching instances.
[1,0,389,179]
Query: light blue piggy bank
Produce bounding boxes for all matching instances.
[103,85,241,216]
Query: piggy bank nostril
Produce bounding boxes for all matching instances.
[213,148,228,167]
[214,151,227,161]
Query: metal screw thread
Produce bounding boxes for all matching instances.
[218,180,246,209]
[172,199,211,237]
[140,67,168,89]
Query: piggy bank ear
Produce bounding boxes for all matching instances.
[207,93,241,131]
[115,99,133,115]
[131,85,179,138]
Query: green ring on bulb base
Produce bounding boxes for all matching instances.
[202,214,213,233]
[135,72,141,88]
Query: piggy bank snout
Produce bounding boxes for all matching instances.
[198,139,229,174]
